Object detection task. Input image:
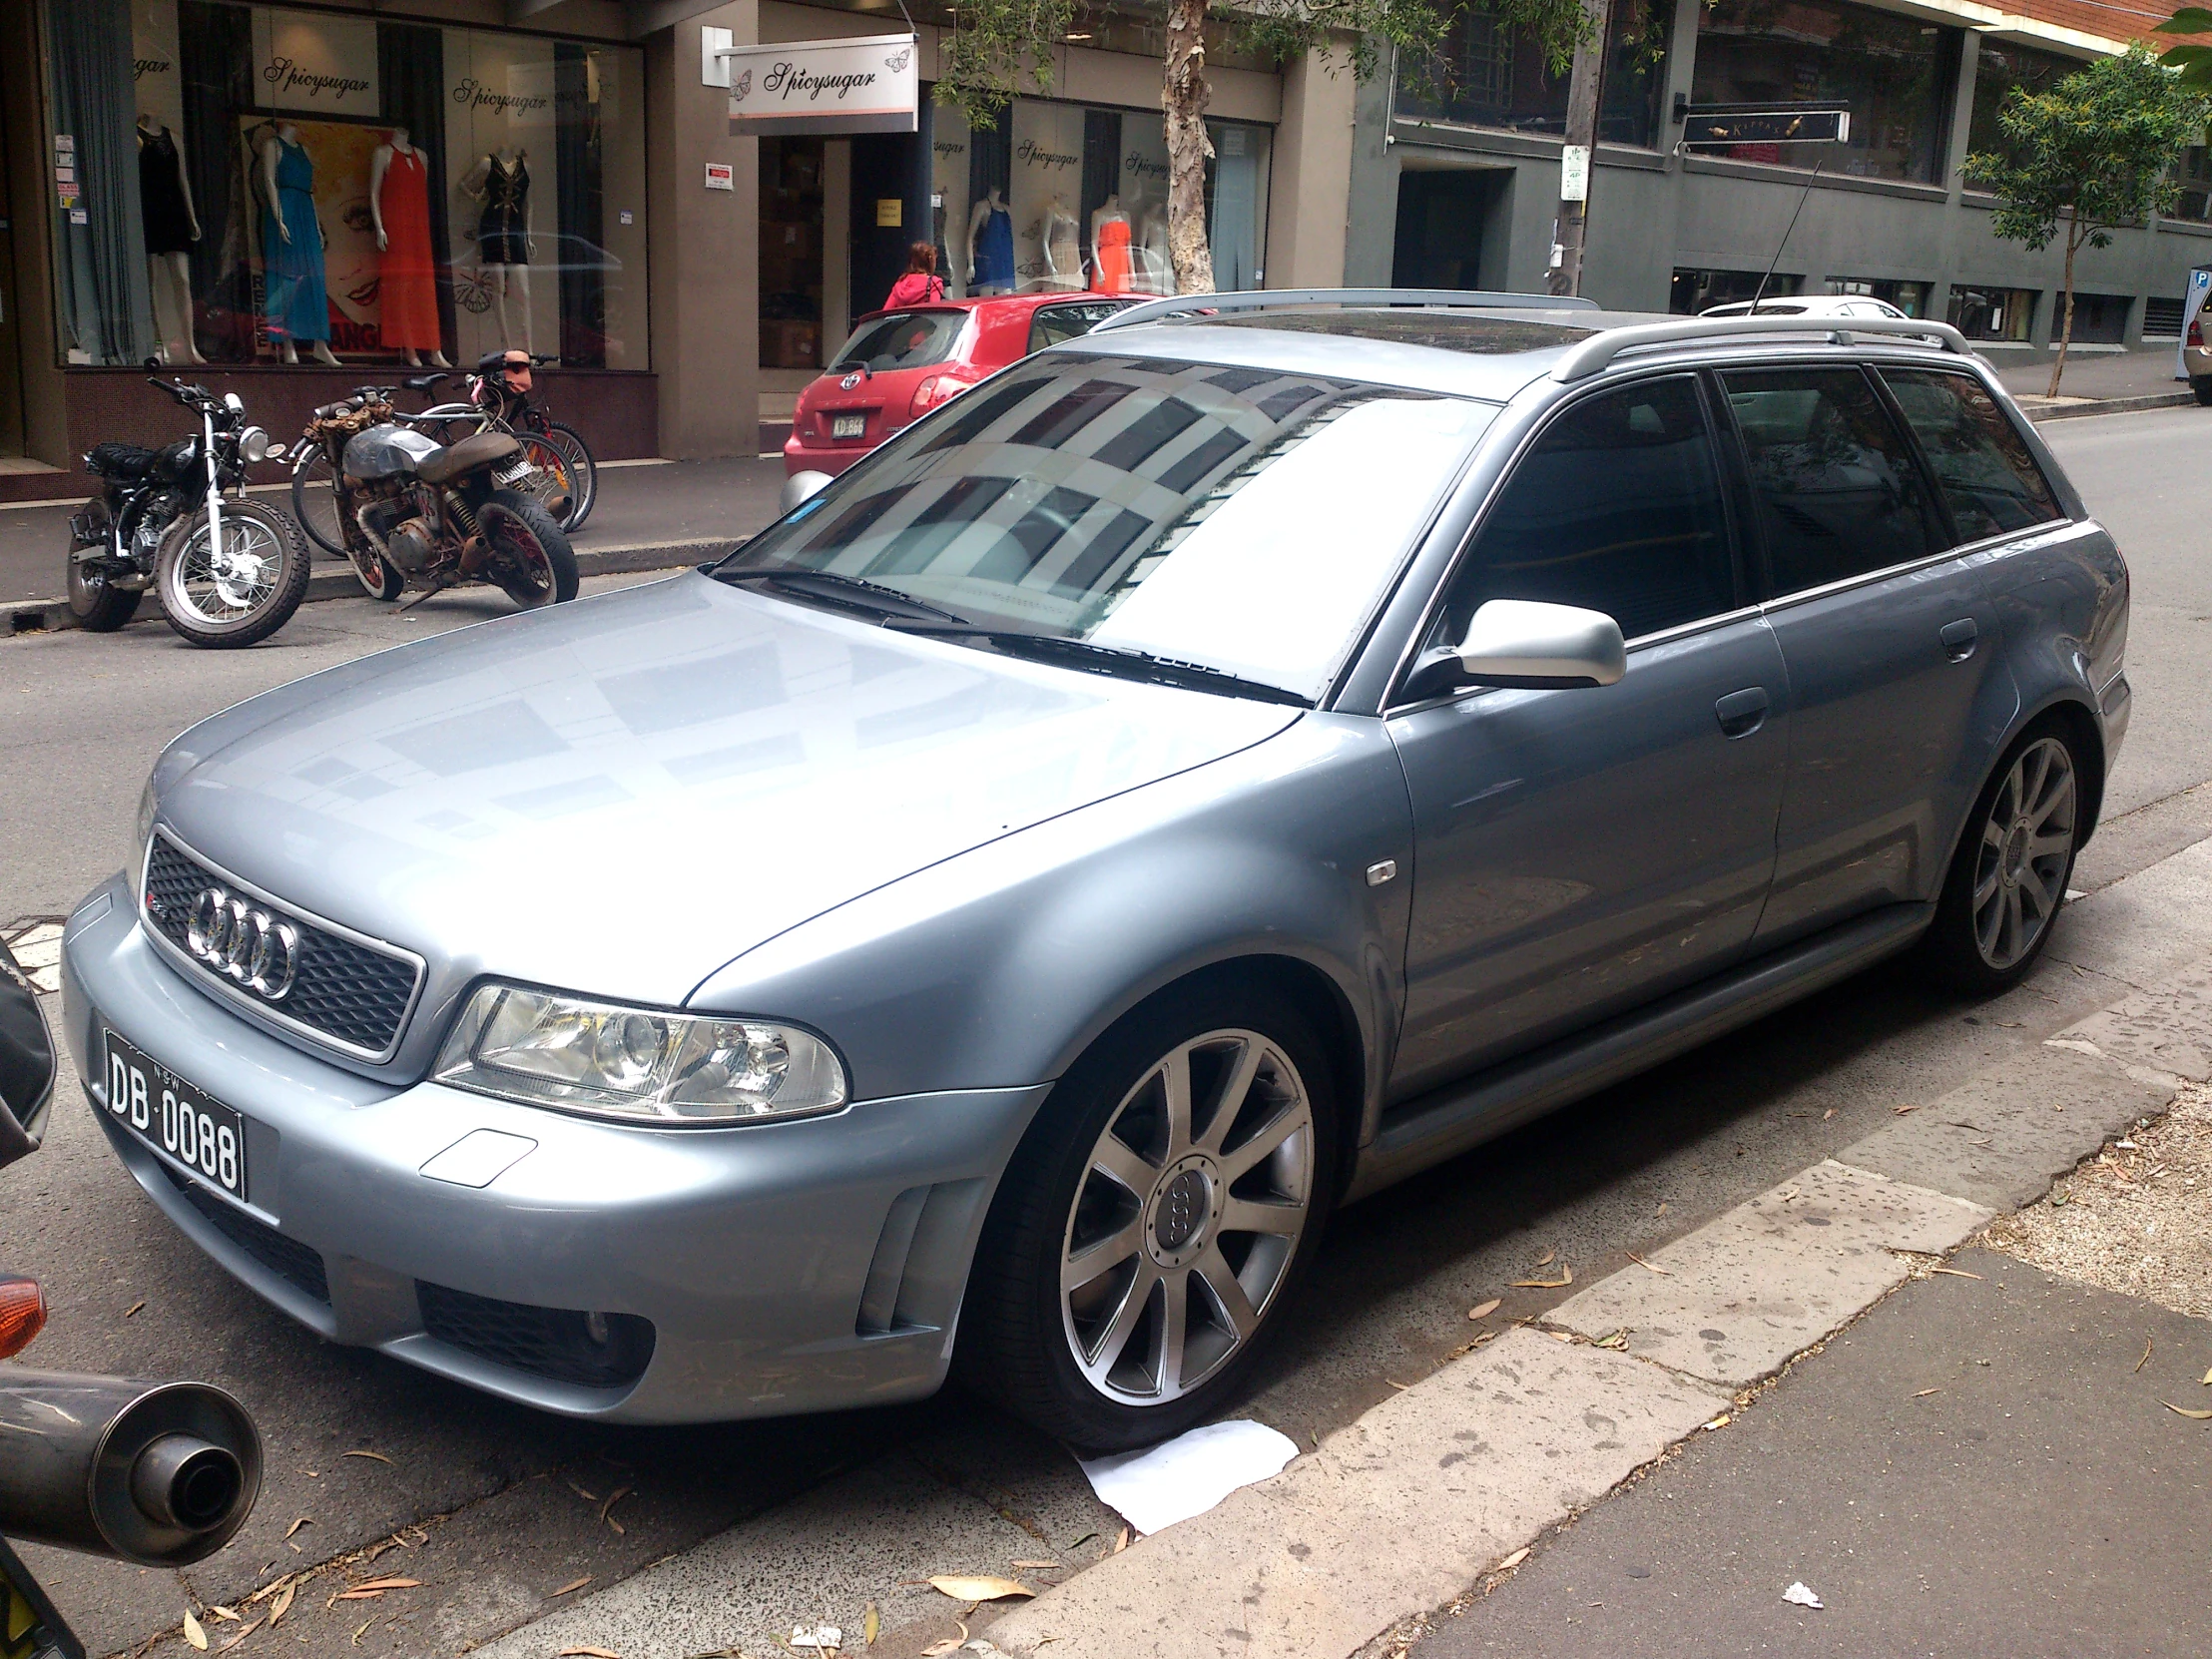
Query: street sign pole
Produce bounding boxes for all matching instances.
[1547,0,1613,299]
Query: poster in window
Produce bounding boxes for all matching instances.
[241,115,388,353]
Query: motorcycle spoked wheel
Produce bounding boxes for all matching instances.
[478,489,580,609]
[352,546,406,602]
[64,498,143,632]
[153,499,311,648]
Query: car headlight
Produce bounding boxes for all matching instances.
[137,779,159,850]
[433,984,847,1125]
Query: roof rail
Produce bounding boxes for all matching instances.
[1089,286,1601,333]
[1552,314,1970,382]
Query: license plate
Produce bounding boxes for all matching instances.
[831,413,866,440]
[495,460,535,485]
[103,1030,250,1204]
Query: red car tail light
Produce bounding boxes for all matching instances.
[0,1276,46,1359]
[909,373,973,418]
[2191,318,2204,348]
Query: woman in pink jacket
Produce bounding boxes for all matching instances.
[883,243,946,308]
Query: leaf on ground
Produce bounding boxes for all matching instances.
[1534,1248,1556,1267]
[1510,1268,1572,1289]
[210,1606,239,1621]
[600,1485,632,1533]
[342,1449,393,1464]
[1624,1252,1671,1276]
[1466,1298,1502,1322]
[1913,1388,1941,1397]
[1930,1268,1983,1280]
[124,1301,145,1318]
[927,1575,1034,1603]
[553,1576,592,1597]
[1009,1561,1060,1570]
[269,1583,296,1626]
[1113,1525,1132,1553]
[920,1645,961,1659]
[2161,1401,2212,1419]
[1892,1103,1920,1115]
[1822,1108,1836,1120]
[284,1516,311,1539]
[567,1479,600,1502]
[183,1609,209,1651]
[863,1601,880,1645]
[1594,1329,1630,1350]
[350,1577,420,1591]
[1495,1547,1530,1572]
[216,1616,262,1653]
[2201,1367,2211,1386]
[350,1620,372,1647]
[332,1589,385,1602]
[2136,1336,2154,1374]
[557,1648,623,1658]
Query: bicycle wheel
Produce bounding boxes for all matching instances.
[289,447,345,556]
[514,432,584,532]
[539,421,597,532]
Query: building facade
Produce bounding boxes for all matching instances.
[0,0,1357,483]
[1349,0,2212,355]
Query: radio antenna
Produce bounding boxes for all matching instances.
[1751,151,1826,311]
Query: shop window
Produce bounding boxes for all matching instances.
[931,98,1265,299]
[1394,0,1673,150]
[2173,146,2212,223]
[1691,0,1959,185]
[1669,268,1803,314]
[2059,292,2131,345]
[1826,276,1932,317]
[1948,284,2036,341]
[46,0,646,370]
[762,138,825,369]
[1966,41,2083,178]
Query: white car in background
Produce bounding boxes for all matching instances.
[1703,294,1912,319]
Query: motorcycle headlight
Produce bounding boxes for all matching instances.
[433,984,847,1125]
[237,426,274,464]
[136,779,159,851]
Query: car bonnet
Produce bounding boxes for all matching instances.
[149,573,1303,1019]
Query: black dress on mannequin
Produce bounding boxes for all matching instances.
[139,127,195,256]
[477,154,530,266]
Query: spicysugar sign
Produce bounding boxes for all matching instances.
[708,32,916,137]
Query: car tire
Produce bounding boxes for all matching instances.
[2193,376,2212,407]
[958,983,1339,1453]
[1919,723,2082,995]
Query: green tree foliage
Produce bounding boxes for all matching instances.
[935,0,1596,293]
[2153,6,2212,93]
[1962,46,2205,398]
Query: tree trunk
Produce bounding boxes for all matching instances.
[2047,225,2079,400]
[1163,0,1216,294]
[1547,0,1613,297]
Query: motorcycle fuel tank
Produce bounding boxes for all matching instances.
[341,424,441,484]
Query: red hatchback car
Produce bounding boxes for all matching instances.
[785,292,1138,476]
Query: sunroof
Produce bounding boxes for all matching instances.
[1201,309,1594,355]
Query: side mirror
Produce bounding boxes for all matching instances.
[0,941,56,1173]
[1405,599,1627,700]
[780,470,832,516]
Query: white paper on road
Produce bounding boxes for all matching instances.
[1078,1418,1300,1535]
[1783,1581,1825,1609]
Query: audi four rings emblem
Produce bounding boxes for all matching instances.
[186,887,300,1000]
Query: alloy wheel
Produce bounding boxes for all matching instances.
[1970,735,2076,971]
[1059,1028,1315,1406]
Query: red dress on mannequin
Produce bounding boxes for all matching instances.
[1094,218,1132,293]
[378,148,440,350]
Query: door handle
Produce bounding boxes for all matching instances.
[1714,686,1770,740]
[1939,618,1978,662]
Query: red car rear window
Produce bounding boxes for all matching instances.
[833,311,964,373]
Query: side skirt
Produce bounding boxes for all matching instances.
[1344,902,1934,1203]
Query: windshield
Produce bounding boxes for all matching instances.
[725,354,1494,701]
[831,310,965,373]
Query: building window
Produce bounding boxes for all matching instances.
[1966,41,2083,177]
[46,0,647,369]
[761,139,825,370]
[1394,0,1674,150]
[2144,294,2186,337]
[1669,268,1804,314]
[1827,276,1932,316]
[1949,284,2036,341]
[2173,146,2212,223]
[2059,292,2131,344]
[1691,0,1959,185]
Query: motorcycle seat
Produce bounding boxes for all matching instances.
[86,442,157,479]
[415,430,521,485]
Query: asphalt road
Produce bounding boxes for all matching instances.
[0,408,2206,1659]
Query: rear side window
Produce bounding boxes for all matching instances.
[832,310,962,373]
[1028,301,1130,354]
[1880,369,2063,543]
[1721,366,1941,596]
[1433,374,1737,645]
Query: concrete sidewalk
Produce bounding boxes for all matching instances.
[1,455,787,617]
[1994,347,2201,421]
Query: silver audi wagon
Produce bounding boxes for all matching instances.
[62,293,2128,1450]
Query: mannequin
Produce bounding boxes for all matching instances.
[138,114,204,364]
[1136,189,1171,295]
[463,146,532,354]
[1040,197,1081,291]
[258,122,338,365]
[369,128,448,368]
[966,186,1014,296]
[1089,193,1132,294]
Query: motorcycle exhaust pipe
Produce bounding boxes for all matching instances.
[0,1371,261,1566]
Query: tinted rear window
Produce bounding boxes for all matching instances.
[1880,369,2063,543]
[832,311,963,373]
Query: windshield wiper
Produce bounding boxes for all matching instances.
[718,565,967,624]
[886,622,1313,708]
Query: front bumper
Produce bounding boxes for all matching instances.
[60,874,1046,1423]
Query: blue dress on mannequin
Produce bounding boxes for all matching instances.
[974,204,1015,290]
[263,137,328,344]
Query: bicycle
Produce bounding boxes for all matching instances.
[413,351,597,534]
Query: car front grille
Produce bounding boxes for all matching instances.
[162,1165,330,1304]
[143,834,421,1058]
[416,1282,656,1389]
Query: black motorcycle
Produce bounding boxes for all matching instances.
[0,939,262,1658]
[66,378,310,648]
